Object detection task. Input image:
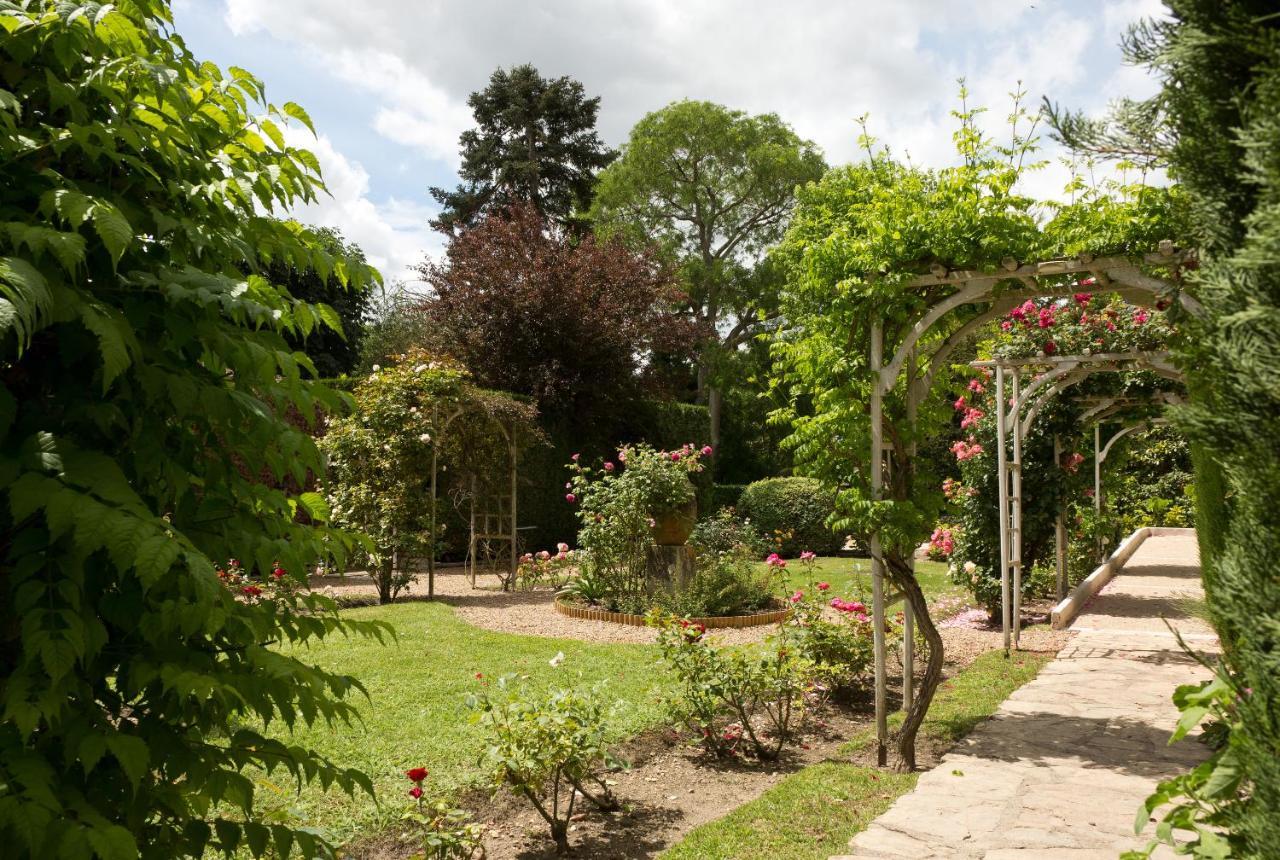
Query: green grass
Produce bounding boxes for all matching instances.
[265,601,672,846]
[764,556,965,607]
[660,649,1052,860]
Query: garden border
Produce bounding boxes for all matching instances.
[1049,526,1196,629]
[553,598,792,629]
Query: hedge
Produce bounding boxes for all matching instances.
[736,477,839,557]
[712,483,747,511]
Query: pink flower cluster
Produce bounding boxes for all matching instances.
[1062,452,1085,474]
[941,477,976,500]
[830,598,868,621]
[766,553,788,569]
[799,550,816,561]
[951,437,984,461]
[929,526,955,557]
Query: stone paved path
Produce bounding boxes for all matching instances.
[837,531,1215,859]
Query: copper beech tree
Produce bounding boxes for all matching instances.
[418,204,692,425]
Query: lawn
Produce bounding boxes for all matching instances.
[660,648,1052,860]
[264,601,672,846]
[764,556,965,607]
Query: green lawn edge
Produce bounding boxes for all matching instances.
[660,648,1053,860]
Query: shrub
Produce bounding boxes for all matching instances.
[690,508,768,558]
[783,573,880,695]
[651,613,816,760]
[567,443,709,612]
[737,477,839,557]
[517,545,576,590]
[660,547,776,618]
[467,675,621,853]
[401,769,485,860]
[0,5,391,856]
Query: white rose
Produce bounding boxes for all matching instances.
[371,364,380,371]
[963,561,977,574]
[419,433,431,443]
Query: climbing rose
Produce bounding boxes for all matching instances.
[405,767,429,783]
[953,396,966,411]
[968,378,985,394]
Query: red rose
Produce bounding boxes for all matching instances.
[271,567,286,579]
[240,585,262,598]
[405,767,429,783]
[408,786,423,799]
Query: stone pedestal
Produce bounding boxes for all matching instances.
[645,544,696,595]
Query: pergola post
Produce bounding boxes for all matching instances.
[468,473,477,588]
[1010,369,1023,649]
[509,427,519,587]
[902,348,917,715]
[1054,435,1069,601]
[428,407,438,598]
[869,321,888,767]
[995,366,1012,656]
[1094,423,1103,560]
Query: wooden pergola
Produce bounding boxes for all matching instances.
[866,247,1196,764]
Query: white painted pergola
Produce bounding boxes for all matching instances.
[866,247,1195,765]
[971,353,1185,652]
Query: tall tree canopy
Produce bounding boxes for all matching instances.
[1050,2,1280,853]
[267,226,374,377]
[589,100,826,457]
[0,3,385,856]
[418,203,688,426]
[429,64,616,234]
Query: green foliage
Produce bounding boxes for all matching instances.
[321,350,537,601]
[650,613,816,761]
[267,226,375,378]
[0,3,393,856]
[401,795,485,860]
[659,547,776,618]
[690,507,767,559]
[784,576,878,695]
[466,673,621,853]
[430,64,616,234]
[566,444,708,612]
[1124,670,1248,859]
[591,100,827,456]
[737,477,839,557]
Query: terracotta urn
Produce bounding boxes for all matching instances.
[650,497,697,546]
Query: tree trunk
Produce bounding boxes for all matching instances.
[708,385,722,464]
[887,553,944,771]
[376,557,393,605]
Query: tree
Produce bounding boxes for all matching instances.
[589,100,826,458]
[430,64,616,234]
[418,203,689,426]
[266,226,374,377]
[0,3,387,857]
[1048,3,1280,853]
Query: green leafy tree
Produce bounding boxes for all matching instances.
[589,101,826,458]
[1050,2,1280,854]
[430,64,616,234]
[0,3,389,857]
[265,226,374,378]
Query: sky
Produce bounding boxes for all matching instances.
[172,0,1168,286]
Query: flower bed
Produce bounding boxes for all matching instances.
[553,597,792,629]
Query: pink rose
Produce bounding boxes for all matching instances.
[670,451,681,462]
[816,581,829,591]
[701,445,713,456]
[565,493,576,503]
[603,461,615,471]
[789,590,804,604]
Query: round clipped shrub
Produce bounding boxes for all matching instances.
[736,477,839,557]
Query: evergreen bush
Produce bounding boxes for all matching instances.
[736,477,839,557]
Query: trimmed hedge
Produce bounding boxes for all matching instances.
[736,477,839,557]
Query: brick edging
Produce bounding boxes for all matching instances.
[553,598,792,629]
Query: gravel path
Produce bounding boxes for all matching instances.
[311,568,1069,657]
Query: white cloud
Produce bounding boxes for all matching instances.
[280,127,441,283]
[225,0,1160,185]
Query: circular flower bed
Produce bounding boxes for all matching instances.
[553,597,792,629]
